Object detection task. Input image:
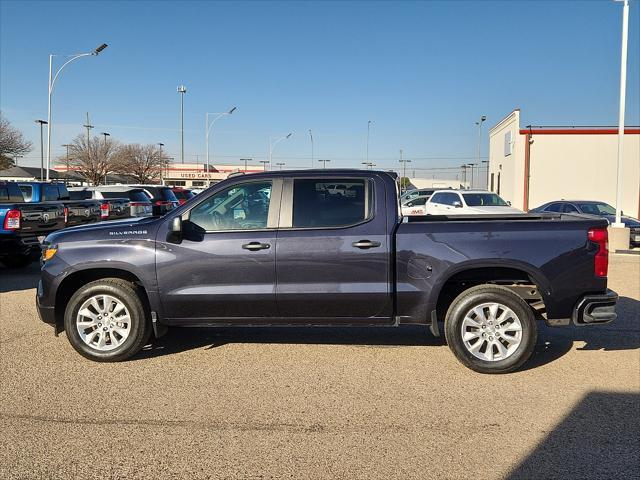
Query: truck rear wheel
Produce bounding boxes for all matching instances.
[444,285,537,374]
[63,278,151,362]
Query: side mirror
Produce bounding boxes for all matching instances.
[453,201,463,208]
[167,216,182,243]
[507,201,512,206]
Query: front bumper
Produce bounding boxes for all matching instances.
[572,289,618,326]
[36,280,56,326]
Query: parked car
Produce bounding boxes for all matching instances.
[87,186,154,217]
[130,185,180,215]
[18,182,101,227]
[530,200,640,247]
[401,195,430,216]
[38,170,616,374]
[0,181,65,268]
[424,190,522,215]
[68,188,131,221]
[171,187,196,205]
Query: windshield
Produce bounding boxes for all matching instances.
[576,203,616,216]
[463,193,508,207]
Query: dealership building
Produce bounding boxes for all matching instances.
[488,109,640,218]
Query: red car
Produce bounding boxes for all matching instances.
[171,187,196,205]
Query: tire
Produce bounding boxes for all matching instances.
[0,254,33,269]
[444,285,537,374]
[64,278,152,362]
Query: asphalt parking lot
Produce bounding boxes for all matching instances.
[0,255,638,480]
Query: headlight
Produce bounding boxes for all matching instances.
[42,246,58,262]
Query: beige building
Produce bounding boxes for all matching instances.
[488,109,640,218]
[160,163,265,187]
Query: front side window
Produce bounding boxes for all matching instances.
[462,193,508,207]
[189,181,272,231]
[292,178,370,228]
[432,192,461,206]
[576,203,616,216]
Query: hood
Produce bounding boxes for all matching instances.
[45,216,161,245]
[466,206,523,214]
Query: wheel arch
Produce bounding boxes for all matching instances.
[54,268,151,333]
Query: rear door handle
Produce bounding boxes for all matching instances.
[242,242,271,251]
[352,240,381,249]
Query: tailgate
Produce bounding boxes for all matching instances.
[18,202,66,236]
[64,200,101,226]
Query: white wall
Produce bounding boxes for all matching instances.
[488,110,525,209]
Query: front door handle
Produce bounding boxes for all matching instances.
[352,240,381,249]
[242,242,271,251]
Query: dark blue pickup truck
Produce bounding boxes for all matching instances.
[1,181,65,268]
[37,170,617,373]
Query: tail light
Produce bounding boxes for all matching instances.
[3,209,21,230]
[154,200,171,206]
[588,227,608,277]
[100,203,110,219]
[63,207,69,224]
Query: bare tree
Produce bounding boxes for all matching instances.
[66,133,120,185]
[0,113,32,169]
[113,144,169,184]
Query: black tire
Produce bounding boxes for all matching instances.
[64,278,152,362]
[444,285,537,374]
[0,254,33,269]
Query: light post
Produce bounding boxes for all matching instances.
[475,115,486,169]
[309,129,314,168]
[318,159,331,169]
[269,133,292,165]
[276,162,285,170]
[177,85,187,164]
[46,43,107,181]
[460,164,468,188]
[467,163,477,189]
[614,0,629,227]
[366,120,372,164]
[158,143,165,184]
[399,149,411,193]
[240,158,252,172]
[259,160,270,171]
[361,162,375,170]
[205,106,236,173]
[101,133,110,185]
[35,120,47,181]
[101,132,110,146]
[62,143,71,184]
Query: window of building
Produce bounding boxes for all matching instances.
[171,181,186,187]
[292,178,371,228]
[189,181,272,231]
[191,181,206,187]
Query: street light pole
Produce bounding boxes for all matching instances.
[101,132,110,184]
[467,163,477,189]
[268,133,292,165]
[177,85,187,164]
[309,129,314,168]
[614,0,629,227]
[475,115,486,171]
[46,43,108,181]
[62,144,71,184]
[259,160,270,171]
[240,158,252,172]
[157,143,165,184]
[35,120,48,181]
[399,149,411,193]
[319,159,331,169]
[276,162,285,170]
[481,160,489,190]
[366,120,372,164]
[205,107,236,173]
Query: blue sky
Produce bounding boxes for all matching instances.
[1,0,638,176]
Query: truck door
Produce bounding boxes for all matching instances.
[275,176,392,322]
[156,179,281,321]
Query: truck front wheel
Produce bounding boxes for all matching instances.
[64,278,151,362]
[444,285,537,374]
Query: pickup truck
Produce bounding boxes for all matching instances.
[19,182,101,227]
[36,170,617,373]
[1,181,65,268]
[68,188,131,221]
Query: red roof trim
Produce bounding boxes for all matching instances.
[519,128,640,135]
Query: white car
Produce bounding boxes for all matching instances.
[401,195,430,216]
[424,190,522,215]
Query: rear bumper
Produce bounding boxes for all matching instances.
[572,289,618,326]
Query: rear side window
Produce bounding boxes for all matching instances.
[56,184,70,200]
[431,192,460,206]
[562,204,579,213]
[292,179,371,228]
[0,184,21,202]
[159,187,179,203]
[545,203,563,212]
[43,184,60,201]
